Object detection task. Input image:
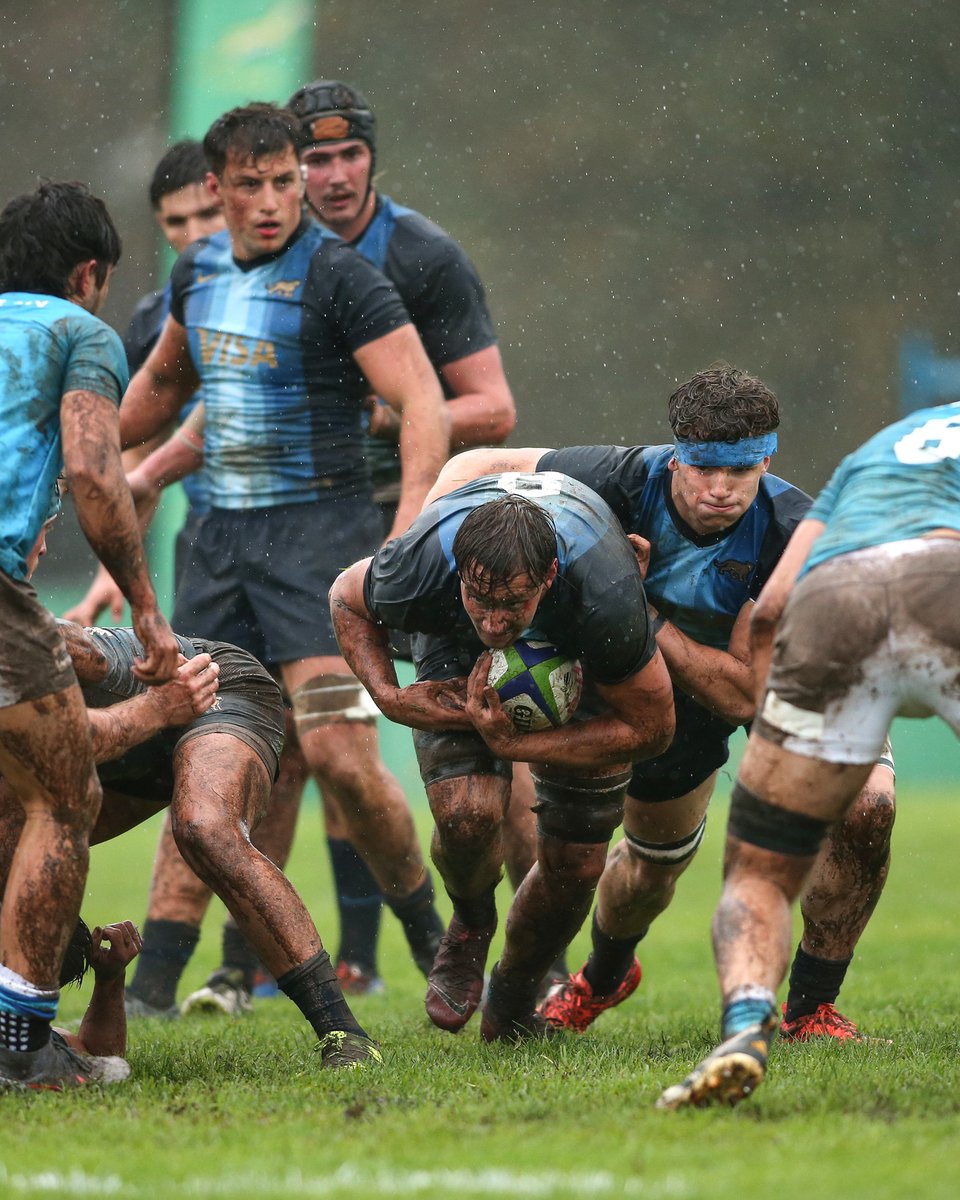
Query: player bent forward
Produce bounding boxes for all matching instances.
[1,613,382,1070]
[331,476,676,1040]
[659,400,960,1109]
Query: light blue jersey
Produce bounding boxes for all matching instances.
[0,292,128,580]
[804,402,960,575]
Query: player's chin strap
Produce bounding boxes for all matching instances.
[673,433,777,469]
[290,673,380,736]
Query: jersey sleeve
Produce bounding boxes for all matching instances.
[122,288,167,374]
[308,241,411,354]
[806,463,846,526]
[168,242,203,327]
[400,236,497,368]
[61,315,129,407]
[750,480,814,597]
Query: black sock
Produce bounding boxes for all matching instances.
[126,919,200,1009]
[327,837,382,972]
[277,949,366,1039]
[583,911,645,996]
[385,872,446,951]
[445,886,498,932]
[785,945,852,1022]
[0,1010,52,1053]
[221,919,260,991]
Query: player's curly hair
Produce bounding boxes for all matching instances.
[669,365,779,442]
[59,917,93,990]
[203,103,300,176]
[0,181,120,296]
[453,494,557,592]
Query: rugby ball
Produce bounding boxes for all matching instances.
[486,639,583,732]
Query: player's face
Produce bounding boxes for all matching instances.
[668,458,770,535]
[300,139,374,238]
[155,182,225,255]
[24,521,53,580]
[209,147,305,261]
[459,562,558,649]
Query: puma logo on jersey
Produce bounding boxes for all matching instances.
[266,279,301,298]
[195,273,217,284]
[715,559,754,583]
[198,329,278,368]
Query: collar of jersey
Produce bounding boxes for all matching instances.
[231,215,314,272]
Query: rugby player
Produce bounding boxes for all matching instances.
[658,400,960,1108]
[0,181,178,1090]
[118,103,451,1007]
[330,477,676,1040]
[424,366,896,1044]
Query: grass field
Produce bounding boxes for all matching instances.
[1,774,958,1199]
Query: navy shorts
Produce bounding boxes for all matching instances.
[172,499,382,666]
[628,687,738,802]
[97,639,285,804]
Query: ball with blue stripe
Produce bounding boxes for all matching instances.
[487,639,583,732]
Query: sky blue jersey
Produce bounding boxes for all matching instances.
[804,402,960,575]
[0,292,128,580]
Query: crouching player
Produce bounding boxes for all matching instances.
[659,399,960,1108]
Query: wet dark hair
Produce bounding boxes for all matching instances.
[59,917,93,989]
[203,103,300,176]
[0,181,121,296]
[453,494,557,592]
[149,140,210,208]
[668,365,779,442]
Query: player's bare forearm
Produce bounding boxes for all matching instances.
[655,611,756,725]
[61,390,157,611]
[330,564,400,698]
[119,316,200,450]
[465,653,675,769]
[72,974,127,1057]
[440,346,517,450]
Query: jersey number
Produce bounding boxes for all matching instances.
[894,416,960,465]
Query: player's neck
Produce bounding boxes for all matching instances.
[339,190,378,244]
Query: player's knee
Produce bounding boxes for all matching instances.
[172,806,246,872]
[832,786,895,869]
[431,784,504,854]
[728,780,830,857]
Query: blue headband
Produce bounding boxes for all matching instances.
[673,433,777,468]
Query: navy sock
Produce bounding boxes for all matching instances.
[126,919,200,1009]
[277,949,366,1039]
[583,911,644,996]
[785,944,851,1022]
[445,885,497,932]
[386,872,447,949]
[327,837,382,972]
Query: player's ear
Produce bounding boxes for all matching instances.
[205,171,222,201]
[545,559,559,588]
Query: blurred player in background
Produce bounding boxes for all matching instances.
[659,400,960,1108]
[331,478,675,1041]
[0,181,177,1090]
[429,366,896,1045]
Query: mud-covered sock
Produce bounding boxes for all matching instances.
[221,919,261,992]
[582,911,644,996]
[785,944,851,1022]
[126,919,199,1009]
[0,966,58,1052]
[277,949,366,1039]
[328,837,382,972]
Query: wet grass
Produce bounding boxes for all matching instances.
[0,785,957,1198]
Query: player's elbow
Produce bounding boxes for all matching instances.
[629,706,675,762]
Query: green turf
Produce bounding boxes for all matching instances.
[1,783,958,1198]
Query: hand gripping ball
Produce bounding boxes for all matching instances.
[486,639,583,732]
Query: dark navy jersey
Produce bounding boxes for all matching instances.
[351,195,498,490]
[364,472,657,685]
[170,218,411,509]
[539,445,811,650]
[124,283,209,514]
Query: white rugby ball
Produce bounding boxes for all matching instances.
[486,639,583,732]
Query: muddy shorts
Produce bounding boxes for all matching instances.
[755,537,960,764]
[0,569,76,707]
[97,640,284,804]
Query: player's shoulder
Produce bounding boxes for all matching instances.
[757,471,813,526]
[380,195,475,270]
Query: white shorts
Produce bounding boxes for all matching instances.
[755,538,960,764]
